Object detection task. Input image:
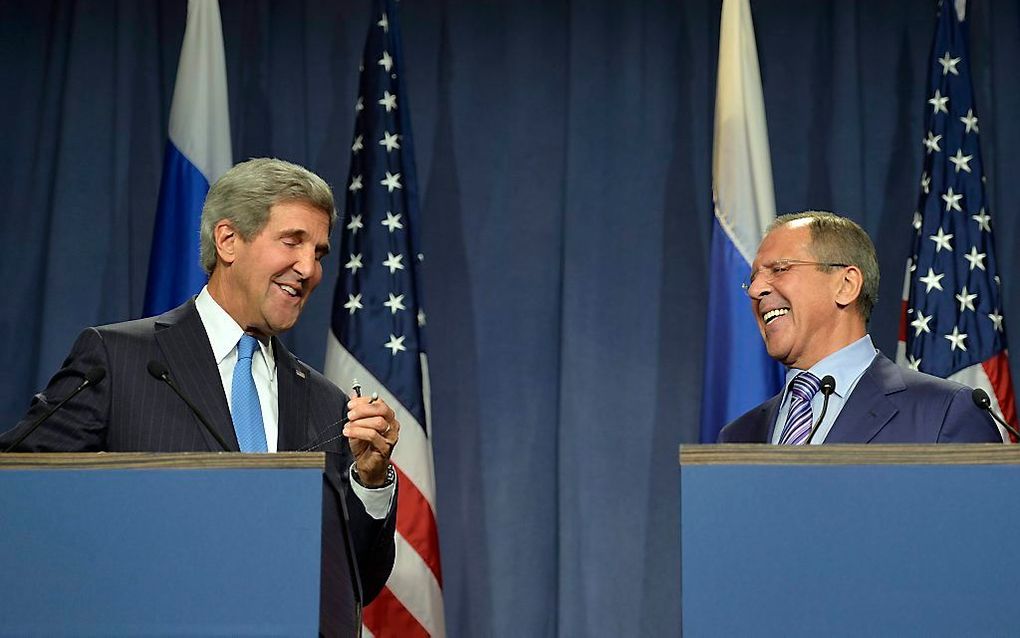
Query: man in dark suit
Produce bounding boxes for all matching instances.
[719,211,1001,444]
[1,158,399,635]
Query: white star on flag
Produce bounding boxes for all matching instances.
[907,355,922,371]
[964,246,987,271]
[920,173,931,194]
[377,12,389,32]
[919,267,945,293]
[344,253,364,274]
[383,293,406,314]
[923,131,942,153]
[379,131,400,152]
[928,89,949,114]
[989,311,1004,332]
[911,311,933,336]
[972,209,991,232]
[381,211,403,232]
[949,149,973,173]
[380,171,402,192]
[352,135,364,153]
[929,227,953,253]
[960,108,979,133]
[378,50,393,72]
[417,309,427,327]
[955,286,977,312]
[378,91,397,112]
[944,326,968,352]
[384,333,406,355]
[382,251,404,273]
[344,293,363,315]
[349,175,363,192]
[346,214,364,234]
[941,187,963,212]
[938,51,961,75]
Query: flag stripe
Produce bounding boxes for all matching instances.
[362,586,430,638]
[700,0,784,442]
[143,0,231,317]
[384,532,446,637]
[394,465,442,583]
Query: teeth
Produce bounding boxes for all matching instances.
[279,284,298,297]
[763,308,789,324]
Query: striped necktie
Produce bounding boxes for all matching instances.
[232,334,268,452]
[778,372,822,445]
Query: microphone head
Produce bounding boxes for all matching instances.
[146,360,170,380]
[820,375,836,395]
[84,368,106,385]
[972,388,992,409]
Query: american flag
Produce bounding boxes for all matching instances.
[324,0,446,635]
[897,0,1017,439]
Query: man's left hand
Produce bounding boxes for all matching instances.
[344,394,399,487]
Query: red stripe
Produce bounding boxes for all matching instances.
[393,464,443,585]
[363,586,430,638]
[898,299,908,343]
[982,352,1019,441]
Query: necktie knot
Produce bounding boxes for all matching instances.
[237,334,259,361]
[789,371,822,403]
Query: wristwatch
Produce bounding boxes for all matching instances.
[351,464,396,488]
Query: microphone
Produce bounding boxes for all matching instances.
[805,375,837,445]
[3,368,106,452]
[971,388,1020,442]
[146,361,230,452]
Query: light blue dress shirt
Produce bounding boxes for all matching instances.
[770,335,879,444]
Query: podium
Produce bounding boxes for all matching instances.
[0,452,353,636]
[680,444,1020,636]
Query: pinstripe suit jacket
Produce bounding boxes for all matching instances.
[1,299,395,635]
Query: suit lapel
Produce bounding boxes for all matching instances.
[761,395,782,442]
[274,338,310,451]
[826,354,902,443]
[154,301,239,451]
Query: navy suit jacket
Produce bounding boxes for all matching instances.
[718,353,1002,443]
[1,300,395,636]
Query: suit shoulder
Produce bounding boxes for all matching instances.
[718,396,779,443]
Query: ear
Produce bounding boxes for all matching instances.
[834,265,863,309]
[213,219,240,265]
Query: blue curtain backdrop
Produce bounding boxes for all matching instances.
[2,1,1020,635]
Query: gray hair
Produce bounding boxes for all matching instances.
[199,157,337,274]
[768,211,880,323]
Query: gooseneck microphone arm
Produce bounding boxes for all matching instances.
[146,361,230,452]
[971,388,1020,442]
[2,368,107,453]
[805,375,837,445]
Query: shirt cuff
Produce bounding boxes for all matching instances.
[348,464,397,520]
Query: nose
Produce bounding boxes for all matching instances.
[293,245,318,280]
[746,276,771,300]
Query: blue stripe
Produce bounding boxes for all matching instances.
[699,218,784,442]
[143,142,210,317]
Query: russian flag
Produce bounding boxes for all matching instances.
[143,0,232,316]
[699,0,784,442]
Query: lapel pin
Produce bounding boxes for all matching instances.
[296,368,306,379]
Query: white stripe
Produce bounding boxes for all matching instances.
[713,0,776,265]
[949,364,1009,442]
[384,532,446,637]
[168,0,232,183]
[324,332,438,512]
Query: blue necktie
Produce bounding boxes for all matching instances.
[778,372,822,445]
[232,334,268,452]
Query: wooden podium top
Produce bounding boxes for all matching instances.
[680,443,1020,466]
[0,451,326,470]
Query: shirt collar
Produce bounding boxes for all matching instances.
[194,287,276,371]
[783,334,878,399]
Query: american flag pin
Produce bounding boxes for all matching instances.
[296,368,306,379]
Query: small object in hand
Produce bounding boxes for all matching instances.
[352,379,362,398]
[369,392,379,404]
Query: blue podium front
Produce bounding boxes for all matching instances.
[680,444,1020,636]
[0,453,325,636]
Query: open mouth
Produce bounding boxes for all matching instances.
[762,308,789,325]
[276,282,301,298]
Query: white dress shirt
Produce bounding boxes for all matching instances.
[194,287,394,517]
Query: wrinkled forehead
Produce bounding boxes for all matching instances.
[753,222,815,268]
